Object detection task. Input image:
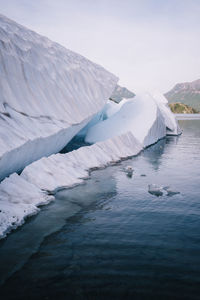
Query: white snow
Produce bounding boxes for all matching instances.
[0,14,118,180]
[0,173,53,238]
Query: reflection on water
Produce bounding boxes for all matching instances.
[143,138,167,170]
[0,120,200,300]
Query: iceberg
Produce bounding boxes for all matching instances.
[0,15,181,239]
[85,93,181,147]
[148,184,180,197]
[0,14,118,180]
[85,94,167,147]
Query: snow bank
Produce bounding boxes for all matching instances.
[0,14,118,180]
[0,132,142,238]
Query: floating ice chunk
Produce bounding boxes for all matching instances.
[148,184,164,196]
[124,166,133,177]
[148,184,180,197]
[163,186,180,197]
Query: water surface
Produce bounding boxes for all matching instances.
[0,120,200,300]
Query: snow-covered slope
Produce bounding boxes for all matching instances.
[0,14,118,180]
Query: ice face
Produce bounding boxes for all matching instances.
[0,14,118,180]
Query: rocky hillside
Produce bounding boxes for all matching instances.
[169,102,199,114]
[109,85,135,103]
[165,79,200,111]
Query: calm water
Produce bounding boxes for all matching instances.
[0,120,200,300]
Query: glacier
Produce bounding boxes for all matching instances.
[0,15,181,238]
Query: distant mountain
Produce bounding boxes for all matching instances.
[165,79,200,111]
[169,102,199,114]
[110,85,135,103]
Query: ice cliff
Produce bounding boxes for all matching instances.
[0,15,180,238]
[0,14,118,180]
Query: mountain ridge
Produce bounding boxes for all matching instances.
[165,79,200,111]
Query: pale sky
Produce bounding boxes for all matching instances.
[0,0,200,93]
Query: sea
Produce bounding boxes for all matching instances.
[0,118,200,300]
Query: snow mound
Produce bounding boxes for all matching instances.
[0,14,118,180]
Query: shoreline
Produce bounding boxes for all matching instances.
[175,113,200,120]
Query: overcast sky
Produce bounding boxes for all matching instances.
[0,0,200,93]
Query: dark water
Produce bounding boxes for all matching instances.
[60,136,90,153]
[0,120,200,300]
